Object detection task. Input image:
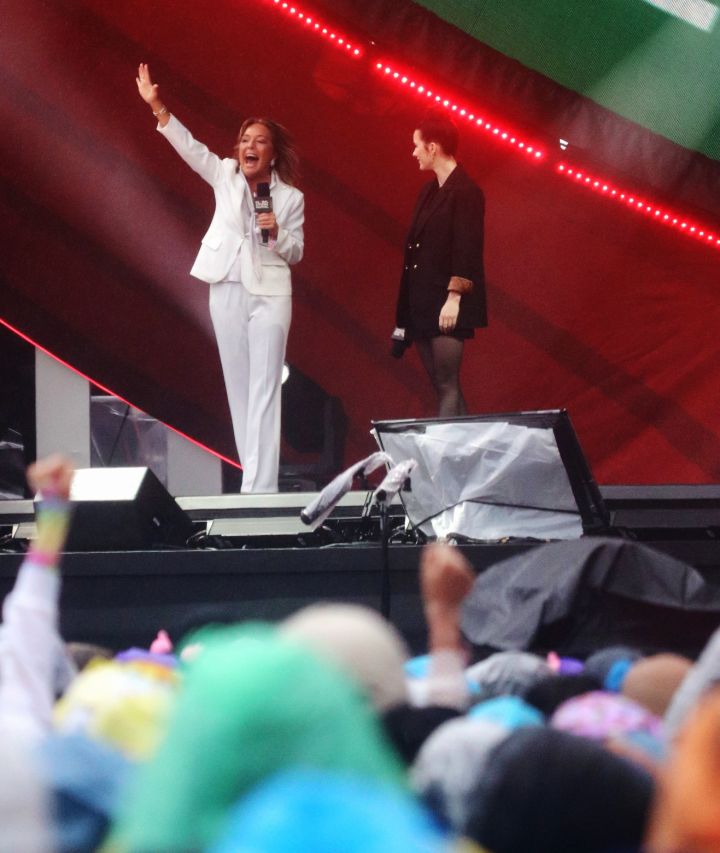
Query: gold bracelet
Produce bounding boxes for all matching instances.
[153,106,168,117]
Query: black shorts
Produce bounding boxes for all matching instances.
[411,327,475,342]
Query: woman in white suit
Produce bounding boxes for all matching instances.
[136,63,304,493]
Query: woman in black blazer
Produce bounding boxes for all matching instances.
[395,111,487,416]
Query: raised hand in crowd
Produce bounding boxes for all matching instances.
[420,542,475,652]
[27,453,74,502]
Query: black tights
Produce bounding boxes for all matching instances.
[415,335,467,417]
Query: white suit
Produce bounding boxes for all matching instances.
[158,116,304,493]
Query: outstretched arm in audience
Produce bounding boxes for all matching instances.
[419,542,475,709]
[0,455,74,742]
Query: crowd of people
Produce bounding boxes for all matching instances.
[2,455,720,852]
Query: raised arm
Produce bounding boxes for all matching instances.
[136,62,171,128]
[418,542,475,709]
[0,455,74,743]
[421,542,475,653]
[136,62,223,186]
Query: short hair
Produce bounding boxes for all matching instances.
[416,110,459,157]
[235,117,300,186]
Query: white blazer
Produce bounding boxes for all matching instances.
[158,115,304,295]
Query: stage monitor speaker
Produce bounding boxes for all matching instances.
[600,485,720,537]
[372,409,610,542]
[40,467,194,551]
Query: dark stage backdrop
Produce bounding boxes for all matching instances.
[2,0,720,483]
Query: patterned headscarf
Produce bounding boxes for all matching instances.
[550,691,663,741]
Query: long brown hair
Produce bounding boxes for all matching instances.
[234,117,300,186]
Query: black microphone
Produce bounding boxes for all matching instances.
[390,327,411,359]
[254,182,272,245]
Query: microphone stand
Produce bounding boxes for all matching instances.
[303,455,414,621]
[372,469,414,620]
[378,495,392,619]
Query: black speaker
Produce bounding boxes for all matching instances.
[601,484,720,538]
[40,467,194,551]
[372,409,610,542]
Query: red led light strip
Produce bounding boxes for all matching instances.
[262,5,719,254]
[374,61,545,161]
[266,0,363,56]
[557,162,720,250]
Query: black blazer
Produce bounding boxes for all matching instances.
[396,165,487,334]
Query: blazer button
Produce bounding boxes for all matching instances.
[413,264,418,269]
[404,265,409,271]
[415,242,420,248]
[407,243,412,249]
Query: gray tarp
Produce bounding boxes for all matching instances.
[373,421,583,541]
[461,537,720,650]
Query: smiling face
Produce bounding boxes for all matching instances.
[236,122,275,184]
[412,129,435,170]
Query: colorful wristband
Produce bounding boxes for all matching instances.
[26,548,60,569]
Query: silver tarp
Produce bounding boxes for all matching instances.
[373,420,583,541]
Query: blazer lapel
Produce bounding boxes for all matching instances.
[408,180,439,239]
[269,179,291,220]
[231,169,254,236]
[409,166,463,238]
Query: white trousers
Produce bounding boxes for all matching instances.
[209,282,291,493]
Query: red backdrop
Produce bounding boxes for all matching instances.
[2,0,720,482]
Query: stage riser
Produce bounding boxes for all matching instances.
[1,541,720,658]
[0,544,505,655]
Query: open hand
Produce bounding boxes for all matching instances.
[136,62,159,104]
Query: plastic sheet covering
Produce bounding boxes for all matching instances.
[300,451,391,529]
[90,396,168,486]
[373,420,583,541]
[460,537,720,652]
